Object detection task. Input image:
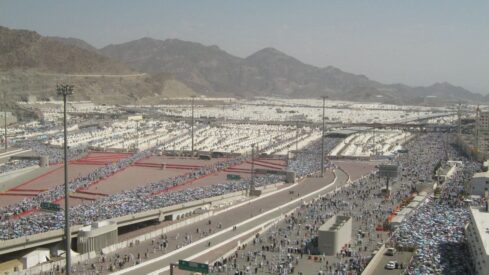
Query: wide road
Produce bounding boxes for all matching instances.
[110,169,349,275]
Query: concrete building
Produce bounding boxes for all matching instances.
[476,111,489,158]
[77,221,118,254]
[21,248,50,269]
[318,215,352,255]
[469,171,489,197]
[466,206,489,274]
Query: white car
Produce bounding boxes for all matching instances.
[385,261,397,270]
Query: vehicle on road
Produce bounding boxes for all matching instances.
[385,261,397,270]
[386,247,396,256]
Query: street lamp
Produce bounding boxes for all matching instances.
[2,92,6,151]
[191,95,196,156]
[320,96,328,177]
[295,121,300,153]
[250,143,255,194]
[56,84,74,275]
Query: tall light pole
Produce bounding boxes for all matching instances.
[457,103,462,136]
[3,91,6,151]
[321,96,327,177]
[191,96,196,156]
[295,121,299,153]
[476,105,480,153]
[57,84,74,275]
[250,143,255,193]
[136,120,139,151]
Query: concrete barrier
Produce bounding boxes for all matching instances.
[115,173,339,275]
[16,251,97,275]
[0,149,29,160]
[15,181,292,274]
[212,202,298,267]
[362,244,387,275]
[0,191,246,256]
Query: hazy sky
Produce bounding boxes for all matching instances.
[1,0,488,94]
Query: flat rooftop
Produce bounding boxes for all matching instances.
[471,207,489,256]
[319,215,351,232]
[472,171,489,178]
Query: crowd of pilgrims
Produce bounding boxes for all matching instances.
[207,133,481,274]
[1,132,482,275]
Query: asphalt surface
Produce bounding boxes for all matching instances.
[143,170,348,275]
[68,169,345,274]
[210,174,405,274]
[372,251,413,275]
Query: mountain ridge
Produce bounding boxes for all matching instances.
[0,26,196,104]
[1,25,484,104]
[99,36,482,103]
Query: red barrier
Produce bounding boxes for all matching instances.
[245,161,282,170]
[69,195,96,201]
[0,192,38,196]
[134,162,204,169]
[10,189,47,192]
[8,165,63,192]
[89,151,132,156]
[11,208,38,219]
[224,170,252,174]
[75,190,108,197]
[255,159,286,167]
[224,167,251,172]
[70,160,111,165]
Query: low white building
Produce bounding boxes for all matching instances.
[466,206,489,274]
[21,248,50,269]
[77,221,118,253]
[318,215,352,255]
[469,171,489,197]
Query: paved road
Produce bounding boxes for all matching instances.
[102,169,348,275]
[372,251,413,275]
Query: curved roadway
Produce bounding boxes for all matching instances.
[109,168,348,275]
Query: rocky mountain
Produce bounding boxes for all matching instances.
[0,26,131,74]
[48,36,99,53]
[100,37,484,103]
[0,26,196,104]
[100,37,244,96]
[0,25,483,104]
[100,39,385,98]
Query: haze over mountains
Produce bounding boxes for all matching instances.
[0,26,195,104]
[0,26,485,105]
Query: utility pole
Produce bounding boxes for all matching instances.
[136,120,139,151]
[3,91,6,151]
[56,84,74,275]
[321,96,327,177]
[373,128,377,156]
[251,143,255,193]
[191,96,196,156]
[295,121,299,153]
[457,103,462,136]
[476,105,480,153]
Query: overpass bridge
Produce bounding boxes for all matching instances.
[0,191,247,256]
